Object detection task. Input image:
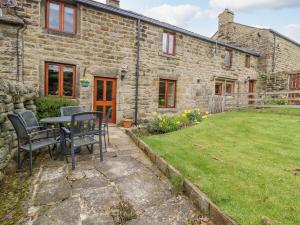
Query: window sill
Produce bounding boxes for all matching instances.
[44,29,78,38]
[158,52,179,60]
[157,108,178,113]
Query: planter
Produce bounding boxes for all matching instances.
[80,80,90,87]
[122,118,133,128]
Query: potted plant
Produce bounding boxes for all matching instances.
[122,116,133,128]
[80,78,90,87]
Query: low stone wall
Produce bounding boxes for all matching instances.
[0,78,37,180]
[126,129,238,225]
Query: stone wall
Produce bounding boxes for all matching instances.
[2,1,259,123]
[0,78,37,180]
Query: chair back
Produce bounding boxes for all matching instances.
[7,114,29,141]
[70,112,102,139]
[18,110,40,131]
[60,106,84,117]
[105,107,112,124]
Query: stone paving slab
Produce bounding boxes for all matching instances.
[21,127,210,225]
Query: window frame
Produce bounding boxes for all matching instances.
[245,55,251,68]
[162,31,176,55]
[215,83,223,96]
[224,49,233,68]
[225,82,234,96]
[45,62,76,98]
[46,0,77,34]
[158,79,177,108]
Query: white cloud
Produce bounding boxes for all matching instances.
[209,0,300,11]
[286,24,300,42]
[143,4,217,28]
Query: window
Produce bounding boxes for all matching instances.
[245,55,251,68]
[159,79,176,108]
[225,82,234,95]
[45,63,76,98]
[224,49,233,68]
[162,31,175,55]
[46,0,76,33]
[215,83,223,96]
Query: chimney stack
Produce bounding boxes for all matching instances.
[106,0,120,8]
[218,9,234,29]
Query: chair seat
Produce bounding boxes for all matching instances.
[21,138,57,151]
[67,136,98,148]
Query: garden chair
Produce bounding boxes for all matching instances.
[62,112,104,170]
[18,110,44,133]
[7,114,58,175]
[60,106,84,117]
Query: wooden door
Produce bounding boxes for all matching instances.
[289,74,300,104]
[93,77,116,123]
[248,80,256,104]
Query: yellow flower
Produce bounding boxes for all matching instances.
[202,116,208,119]
[152,112,158,117]
[176,121,180,124]
[195,121,200,124]
[205,111,209,115]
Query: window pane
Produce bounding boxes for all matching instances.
[167,80,175,107]
[224,51,229,65]
[215,84,222,95]
[106,106,112,119]
[97,80,104,101]
[162,33,168,53]
[49,2,60,30]
[106,81,113,101]
[159,80,166,107]
[64,6,74,33]
[168,34,174,54]
[48,65,59,96]
[63,66,74,97]
[226,83,233,95]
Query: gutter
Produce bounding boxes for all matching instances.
[134,19,141,125]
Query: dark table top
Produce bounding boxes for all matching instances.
[40,116,72,124]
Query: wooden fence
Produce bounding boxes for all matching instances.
[206,90,300,114]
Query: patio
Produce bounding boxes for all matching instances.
[20,127,210,225]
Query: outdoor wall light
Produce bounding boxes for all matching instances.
[120,65,128,80]
[244,76,251,84]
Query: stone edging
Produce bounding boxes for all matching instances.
[126,129,238,225]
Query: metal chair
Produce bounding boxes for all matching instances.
[60,106,84,117]
[7,114,58,175]
[63,112,103,170]
[18,110,44,132]
[104,108,112,145]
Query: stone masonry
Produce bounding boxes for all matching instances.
[0,78,37,181]
[213,9,300,91]
[0,0,259,123]
[20,128,211,225]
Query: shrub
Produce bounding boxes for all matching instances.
[147,113,180,134]
[184,109,202,123]
[36,97,78,119]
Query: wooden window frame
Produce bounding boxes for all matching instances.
[45,62,76,98]
[225,82,234,96]
[159,79,177,108]
[225,49,233,68]
[215,83,223,96]
[162,31,176,55]
[46,0,77,34]
[245,55,251,68]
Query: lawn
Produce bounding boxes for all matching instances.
[142,110,300,225]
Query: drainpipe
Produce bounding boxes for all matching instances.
[16,25,23,82]
[134,19,141,125]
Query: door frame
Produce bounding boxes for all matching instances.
[248,80,256,105]
[93,76,117,123]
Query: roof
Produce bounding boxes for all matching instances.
[269,29,300,47]
[0,15,24,25]
[75,0,260,57]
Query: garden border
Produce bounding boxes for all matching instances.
[126,129,238,225]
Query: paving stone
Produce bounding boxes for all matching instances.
[34,178,71,206]
[33,197,81,225]
[82,214,114,225]
[71,176,109,194]
[126,197,198,225]
[80,186,120,214]
[95,156,148,180]
[39,166,66,184]
[115,171,172,212]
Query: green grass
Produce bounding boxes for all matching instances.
[142,110,300,225]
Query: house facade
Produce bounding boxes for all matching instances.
[213,9,300,92]
[0,0,259,123]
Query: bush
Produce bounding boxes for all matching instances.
[147,113,180,134]
[36,97,78,119]
[183,109,202,123]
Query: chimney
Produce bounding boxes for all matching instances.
[106,0,120,8]
[218,9,234,29]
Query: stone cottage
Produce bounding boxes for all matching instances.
[0,0,260,123]
[213,9,300,92]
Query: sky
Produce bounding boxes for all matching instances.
[97,0,300,43]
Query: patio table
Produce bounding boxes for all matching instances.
[40,116,71,160]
